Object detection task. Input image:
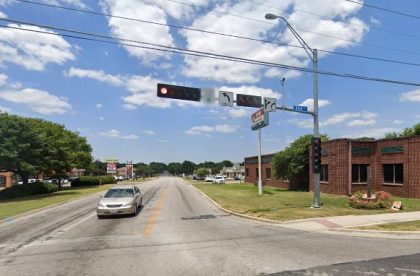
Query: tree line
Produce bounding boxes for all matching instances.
[90,160,235,177]
[0,113,92,187]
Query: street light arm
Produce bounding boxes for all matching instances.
[265,13,314,62]
[279,18,314,61]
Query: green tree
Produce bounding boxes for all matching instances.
[219,160,233,168]
[135,162,152,177]
[167,162,183,175]
[0,114,92,187]
[181,160,196,175]
[149,162,167,175]
[384,123,420,139]
[195,167,210,178]
[32,118,92,189]
[272,134,328,186]
[0,114,44,184]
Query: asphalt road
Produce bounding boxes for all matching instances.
[1,177,420,275]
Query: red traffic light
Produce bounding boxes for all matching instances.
[157,83,201,102]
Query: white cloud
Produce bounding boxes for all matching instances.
[0,105,11,113]
[66,67,123,86]
[392,120,403,125]
[400,89,420,102]
[99,129,138,140]
[185,124,239,135]
[287,118,313,129]
[0,88,71,114]
[0,24,74,71]
[344,128,399,139]
[370,17,381,27]
[65,67,172,109]
[99,116,105,121]
[96,103,103,109]
[346,112,377,127]
[229,108,247,118]
[0,73,7,86]
[299,98,331,111]
[142,130,156,135]
[0,11,6,18]
[323,112,360,126]
[101,0,175,63]
[181,1,367,83]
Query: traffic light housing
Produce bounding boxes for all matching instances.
[236,94,262,108]
[157,83,201,102]
[312,137,321,173]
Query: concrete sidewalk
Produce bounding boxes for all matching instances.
[279,211,420,238]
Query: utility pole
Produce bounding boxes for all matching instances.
[265,13,321,208]
[258,128,262,195]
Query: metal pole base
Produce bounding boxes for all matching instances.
[310,205,321,209]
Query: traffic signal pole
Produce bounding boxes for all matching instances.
[313,49,321,208]
[258,128,262,196]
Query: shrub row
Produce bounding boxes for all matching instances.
[0,182,58,199]
[71,176,116,187]
[349,190,393,209]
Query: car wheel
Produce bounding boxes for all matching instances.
[133,204,138,216]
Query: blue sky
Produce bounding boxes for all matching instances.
[1,0,420,163]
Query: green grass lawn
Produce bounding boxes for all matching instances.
[357,220,420,231]
[0,184,115,221]
[193,183,420,221]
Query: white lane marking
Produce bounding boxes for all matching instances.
[61,211,97,233]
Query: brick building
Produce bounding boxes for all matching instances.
[0,172,15,189]
[308,136,420,198]
[244,154,306,190]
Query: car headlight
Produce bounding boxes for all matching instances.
[122,201,133,207]
[98,202,106,207]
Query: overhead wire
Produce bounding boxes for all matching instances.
[344,0,420,21]
[1,18,420,87]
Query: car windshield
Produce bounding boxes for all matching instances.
[104,188,134,198]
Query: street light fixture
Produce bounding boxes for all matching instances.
[265,13,321,208]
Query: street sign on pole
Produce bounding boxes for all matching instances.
[251,108,269,130]
[219,91,234,107]
[263,97,276,112]
[106,163,116,174]
[293,105,308,112]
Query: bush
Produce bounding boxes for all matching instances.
[0,182,58,199]
[349,190,393,209]
[71,176,116,187]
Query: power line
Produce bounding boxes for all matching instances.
[11,0,420,67]
[345,0,420,21]
[256,0,420,41]
[1,19,420,87]
[164,0,420,56]
[14,0,420,58]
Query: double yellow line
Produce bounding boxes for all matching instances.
[142,187,169,237]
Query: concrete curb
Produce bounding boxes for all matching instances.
[189,184,420,239]
[0,179,155,226]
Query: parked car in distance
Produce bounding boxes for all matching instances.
[97,186,142,219]
[204,176,215,182]
[213,176,225,184]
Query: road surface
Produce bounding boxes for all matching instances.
[1,177,420,275]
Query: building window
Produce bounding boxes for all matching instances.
[320,165,328,182]
[265,168,271,180]
[245,168,249,177]
[383,164,403,184]
[0,176,5,187]
[352,164,368,183]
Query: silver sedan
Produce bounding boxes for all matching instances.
[97,186,142,218]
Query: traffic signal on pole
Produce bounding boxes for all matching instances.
[157,83,201,102]
[236,94,262,108]
[312,137,321,173]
